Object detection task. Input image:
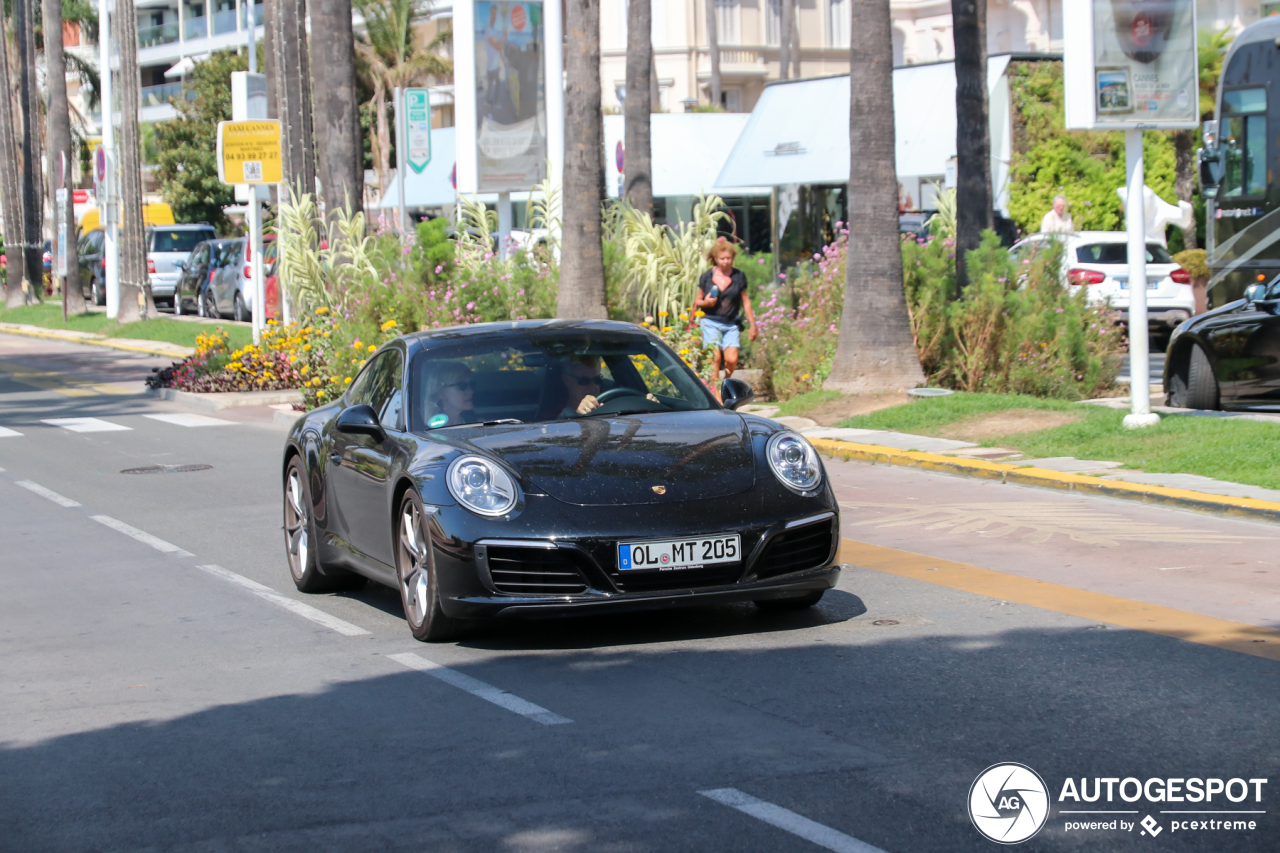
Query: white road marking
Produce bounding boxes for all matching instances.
[42,417,131,433]
[0,426,22,437]
[90,515,194,556]
[389,652,573,726]
[14,480,81,507]
[143,413,235,428]
[699,788,890,853]
[196,564,371,636]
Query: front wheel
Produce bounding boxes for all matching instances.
[233,292,248,323]
[1186,344,1220,411]
[172,291,184,315]
[397,491,460,642]
[754,590,825,611]
[91,277,105,306]
[284,456,364,593]
[202,288,219,320]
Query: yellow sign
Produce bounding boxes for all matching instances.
[217,120,283,184]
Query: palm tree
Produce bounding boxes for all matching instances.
[42,0,86,315]
[825,0,923,394]
[625,0,654,212]
[779,0,792,80]
[273,0,316,193]
[14,0,44,298]
[559,0,608,319]
[311,0,364,217]
[355,0,451,201]
[704,0,720,107]
[116,0,148,322]
[951,0,991,293]
[0,0,28,308]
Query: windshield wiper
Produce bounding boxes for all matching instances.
[480,418,524,425]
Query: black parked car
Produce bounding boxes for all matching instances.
[77,229,106,305]
[282,320,841,641]
[173,239,234,317]
[1165,281,1280,410]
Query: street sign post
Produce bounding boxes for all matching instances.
[217,120,282,344]
[404,88,432,173]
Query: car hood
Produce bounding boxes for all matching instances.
[452,409,755,505]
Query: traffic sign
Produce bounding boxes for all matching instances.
[616,141,624,173]
[404,88,432,174]
[216,120,283,184]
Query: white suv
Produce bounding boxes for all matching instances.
[1011,231,1195,330]
[148,224,217,311]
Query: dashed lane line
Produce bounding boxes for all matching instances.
[42,417,132,433]
[143,413,236,428]
[389,652,574,726]
[699,788,890,853]
[0,426,22,437]
[90,515,194,557]
[14,480,81,507]
[196,564,371,636]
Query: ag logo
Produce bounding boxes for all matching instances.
[968,763,1050,844]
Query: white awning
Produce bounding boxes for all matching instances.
[375,126,458,209]
[164,55,204,79]
[716,56,1013,190]
[603,113,768,199]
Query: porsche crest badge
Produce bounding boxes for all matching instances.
[651,485,667,495]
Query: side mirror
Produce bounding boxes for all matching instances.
[336,404,385,440]
[1245,282,1267,303]
[720,377,755,410]
[173,259,186,270]
[1198,147,1223,199]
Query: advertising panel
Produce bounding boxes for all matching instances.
[472,1,546,191]
[1064,1,1198,130]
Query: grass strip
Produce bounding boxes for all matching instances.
[0,302,251,350]
[835,391,1280,491]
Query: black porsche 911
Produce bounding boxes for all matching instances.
[1164,281,1280,411]
[281,320,841,641]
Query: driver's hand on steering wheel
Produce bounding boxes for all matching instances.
[646,393,658,403]
[576,395,601,415]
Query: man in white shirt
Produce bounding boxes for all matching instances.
[1040,194,1073,233]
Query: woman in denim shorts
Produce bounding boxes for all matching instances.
[695,237,757,396]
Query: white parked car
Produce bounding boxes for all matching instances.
[1011,231,1195,330]
[147,224,217,311]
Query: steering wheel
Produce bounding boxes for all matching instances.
[596,386,644,404]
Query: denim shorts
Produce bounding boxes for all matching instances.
[700,317,741,350]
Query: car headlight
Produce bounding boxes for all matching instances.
[446,456,519,517]
[766,432,822,493]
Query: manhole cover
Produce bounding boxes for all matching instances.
[872,619,900,626]
[121,464,213,474]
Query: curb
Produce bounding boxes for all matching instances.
[146,387,304,411]
[0,323,194,358]
[809,438,1280,525]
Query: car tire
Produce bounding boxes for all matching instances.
[396,490,461,642]
[754,590,825,611]
[172,292,184,315]
[202,288,220,320]
[91,277,105,306]
[1186,344,1220,411]
[284,456,364,593]
[233,292,248,323]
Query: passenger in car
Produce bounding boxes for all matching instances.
[423,361,477,426]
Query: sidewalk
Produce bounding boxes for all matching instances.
[0,321,194,359]
[740,404,1280,523]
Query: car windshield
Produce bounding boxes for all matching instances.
[151,230,211,253]
[1075,243,1173,265]
[407,329,717,432]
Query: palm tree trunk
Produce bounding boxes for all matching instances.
[115,0,148,322]
[705,0,720,107]
[14,0,44,298]
[779,0,792,80]
[311,0,363,217]
[1173,129,1197,250]
[0,0,29,308]
[790,7,800,78]
[274,0,316,195]
[559,0,608,319]
[375,86,391,205]
[825,0,924,394]
[263,0,279,206]
[625,0,653,213]
[952,0,991,293]
[42,0,87,315]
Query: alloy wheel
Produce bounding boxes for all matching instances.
[398,503,429,629]
[285,468,309,581]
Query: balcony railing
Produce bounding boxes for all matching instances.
[140,81,189,107]
[137,22,179,48]
[185,15,207,40]
[213,8,237,34]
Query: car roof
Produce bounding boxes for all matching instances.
[403,319,647,349]
[148,223,216,231]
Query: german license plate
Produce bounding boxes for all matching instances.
[1116,278,1157,290]
[618,534,741,571]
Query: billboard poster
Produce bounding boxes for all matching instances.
[473,1,546,192]
[1090,0,1196,125]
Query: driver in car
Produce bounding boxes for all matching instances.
[559,355,660,417]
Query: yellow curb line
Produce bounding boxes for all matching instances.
[812,438,1280,525]
[0,324,192,358]
[840,538,1280,663]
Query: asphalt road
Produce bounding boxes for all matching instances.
[2,332,1277,853]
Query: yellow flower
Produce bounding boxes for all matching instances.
[330,376,339,383]
[367,344,377,353]
[696,310,706,318]
[267,319,277,325]
[679,313,688,321]
[380,319,398,331]
[302,344,311,351]
[360,359,368,367]
[301,366,309,375]
[314,306,330,315]
[344,376,353,385]
[659,311,669,317]
[801,374,810,380]
[323,332,330,338]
